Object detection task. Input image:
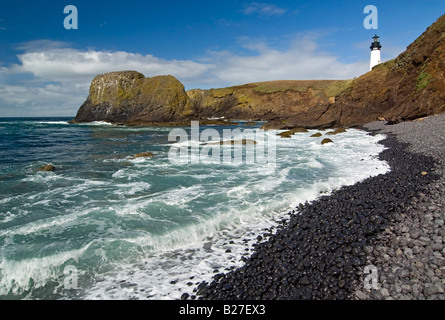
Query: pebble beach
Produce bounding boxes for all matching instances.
[194,114,445,300]
[359,114,445,300]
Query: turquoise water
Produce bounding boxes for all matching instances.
[0,118,389,300]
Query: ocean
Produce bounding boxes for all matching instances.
[0,117,389,300]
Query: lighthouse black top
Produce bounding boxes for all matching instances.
[370,34,382,50]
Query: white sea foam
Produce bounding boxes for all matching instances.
[0,207,93,238]
[84,121,114,126]
[305,157,324,169]
[0,245,90,296]
[0,126,391,299]
[33,121,70,125]
[80,130,390,300]
[123,182,152,196]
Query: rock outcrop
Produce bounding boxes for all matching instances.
[132,152,154,159]
[73,74,350,127]
[186,80,351,126]
[321,138,334,145]
[277,128,310,138]
[72,14,445,129]
[72,71,190,124]
[38,164,56,172]
[316,13,445,127]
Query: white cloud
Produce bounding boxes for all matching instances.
[0,83,88,117]
[242,2,287,17]
[10,49,211,84]
[206,35,367,85]
[0,36,368,117]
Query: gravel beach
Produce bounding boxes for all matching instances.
[358,114,445,300]
[192,113,445,300]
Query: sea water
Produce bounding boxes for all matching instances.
[0,118,389,300]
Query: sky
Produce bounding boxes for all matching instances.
[0,0,444,117]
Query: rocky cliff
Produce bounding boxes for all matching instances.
[73,14,445,128]
[331,13,445,127]
[186,80,351,126]
[263,13,445,129]
[72,71,191,123]
[72,72,351,127]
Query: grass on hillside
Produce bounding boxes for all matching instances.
[250,79,353,97]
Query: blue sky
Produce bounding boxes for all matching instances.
[0,0,444,117]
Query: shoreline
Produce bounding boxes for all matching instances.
[191,114,445,300]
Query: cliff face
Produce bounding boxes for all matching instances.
[332,14,445,126]
[263,14,445,129]
[73,71,190,123]
[73,14,445,128]
[73,73,350,127]
[186,80,351,127]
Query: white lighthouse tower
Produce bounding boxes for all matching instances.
[369,34,382,71]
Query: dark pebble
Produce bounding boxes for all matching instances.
[192,134,441,300]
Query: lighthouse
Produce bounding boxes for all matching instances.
[369,34,382,71]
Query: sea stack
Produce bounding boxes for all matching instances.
[369,34,382,71]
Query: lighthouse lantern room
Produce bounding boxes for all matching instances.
[369,34,382,71]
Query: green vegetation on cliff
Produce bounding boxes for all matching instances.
[416,72,433,92]
[251,79,352,97]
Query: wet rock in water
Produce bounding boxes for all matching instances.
[219,139,257,145]
[277,131,294,138]
[39,164,56,172]
[203,139,257,146]
[310,132,323,138]
[321,138,334,145]
[132,152,154,159]
[326,128,347,135]
[277,128,309,138]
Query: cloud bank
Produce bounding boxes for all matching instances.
[0,35,369,117]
